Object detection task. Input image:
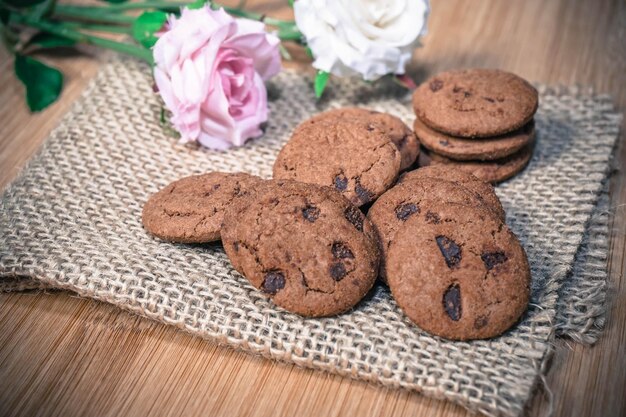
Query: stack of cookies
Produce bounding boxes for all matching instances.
[412,69,538,183]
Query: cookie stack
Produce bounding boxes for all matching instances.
[412,69,538,183]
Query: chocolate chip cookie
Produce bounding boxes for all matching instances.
[412,69,538,137]
[273,119,401,206]
[386,203,530,340]
[419,144,534,183]
[414,117,536,161]
[398,165,505,220]
[367,176,505,280]
[222,180,380,317]
[306,108,419,170]
[142,172,264,243]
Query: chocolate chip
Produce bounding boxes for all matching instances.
[435,235,462,268]
[334,173,348,191]
[452,85,462,93]
[233,241,239,252]
[474,315,489,329]
[394,203,419,221]
[344,205,364,232]
[464,91,472,98]
[365,124,375,131]
[429,79,443,92]
[482,96,495,103]
[262,271,285,294]
[332,242,354,259]
[443,284,462,321]
[302,204,320,222]
[355,178,374,204]
[425,211,441,224]
[481,251,508,270]
[439,139,450,147]
[329,262,347,281]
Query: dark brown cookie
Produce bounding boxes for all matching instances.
[273,119,401,206]
[367,176,505,280]
[412,69,538,137]
[142,172,264,243]
[222,180,380,317]
[306,108,419,170]
[414,117,535,161]
[418,144,534,184]
[398,165,505,220]
[386,203,530,340]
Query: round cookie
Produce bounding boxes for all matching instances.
[367,176,504,281]
[306,108,419,170]
[142,172,264,243]
[387,203,530,340]
[398,165,505,221]
[418,144,534,184]
[412,69,538,137]
[414,117,535,161]
[222,180,380,317]
[273,119,401,206]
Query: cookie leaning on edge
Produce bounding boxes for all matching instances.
[367,175,505,281]
[305,107,419,170]
[412,68,538,138]
[222,180,380,317]
[387,203,530,340]
[273,119,401,207]
[414,117,536,161]
[142,172,264,243]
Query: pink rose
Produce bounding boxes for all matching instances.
[153,6,281,150]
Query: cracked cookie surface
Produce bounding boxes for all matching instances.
[414,117,535,161]
[222,180,380,317]
[398,165,504,220]
[304,107,419,170]
[142,172,264,243]
[412,69,538,138]
[386,203,530,340]
[368,175,505,281]
[272,119,401,207]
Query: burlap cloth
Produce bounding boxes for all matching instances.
[0,56,622,417]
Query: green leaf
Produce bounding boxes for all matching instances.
[100,0,129,3]
[188,0,207,9]
[28,32,76,49]
[304,46,313,58]
[314,70,329,99]
[132,11,167,49]
[2,0,47,7]
[288,0,295,7]
[30,0,57,20]
[14,54,63,112]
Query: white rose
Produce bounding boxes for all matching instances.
[294,0,429,81]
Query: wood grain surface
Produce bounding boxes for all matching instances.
[1,1,625,416]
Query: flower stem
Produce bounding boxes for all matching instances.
[62,23,133,35]
[13,15,153,63]
[53,7,136,25]
[54,2,294,28]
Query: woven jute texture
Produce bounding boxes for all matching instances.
[0,56,621,417]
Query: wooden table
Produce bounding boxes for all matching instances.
[1,1,624,416]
